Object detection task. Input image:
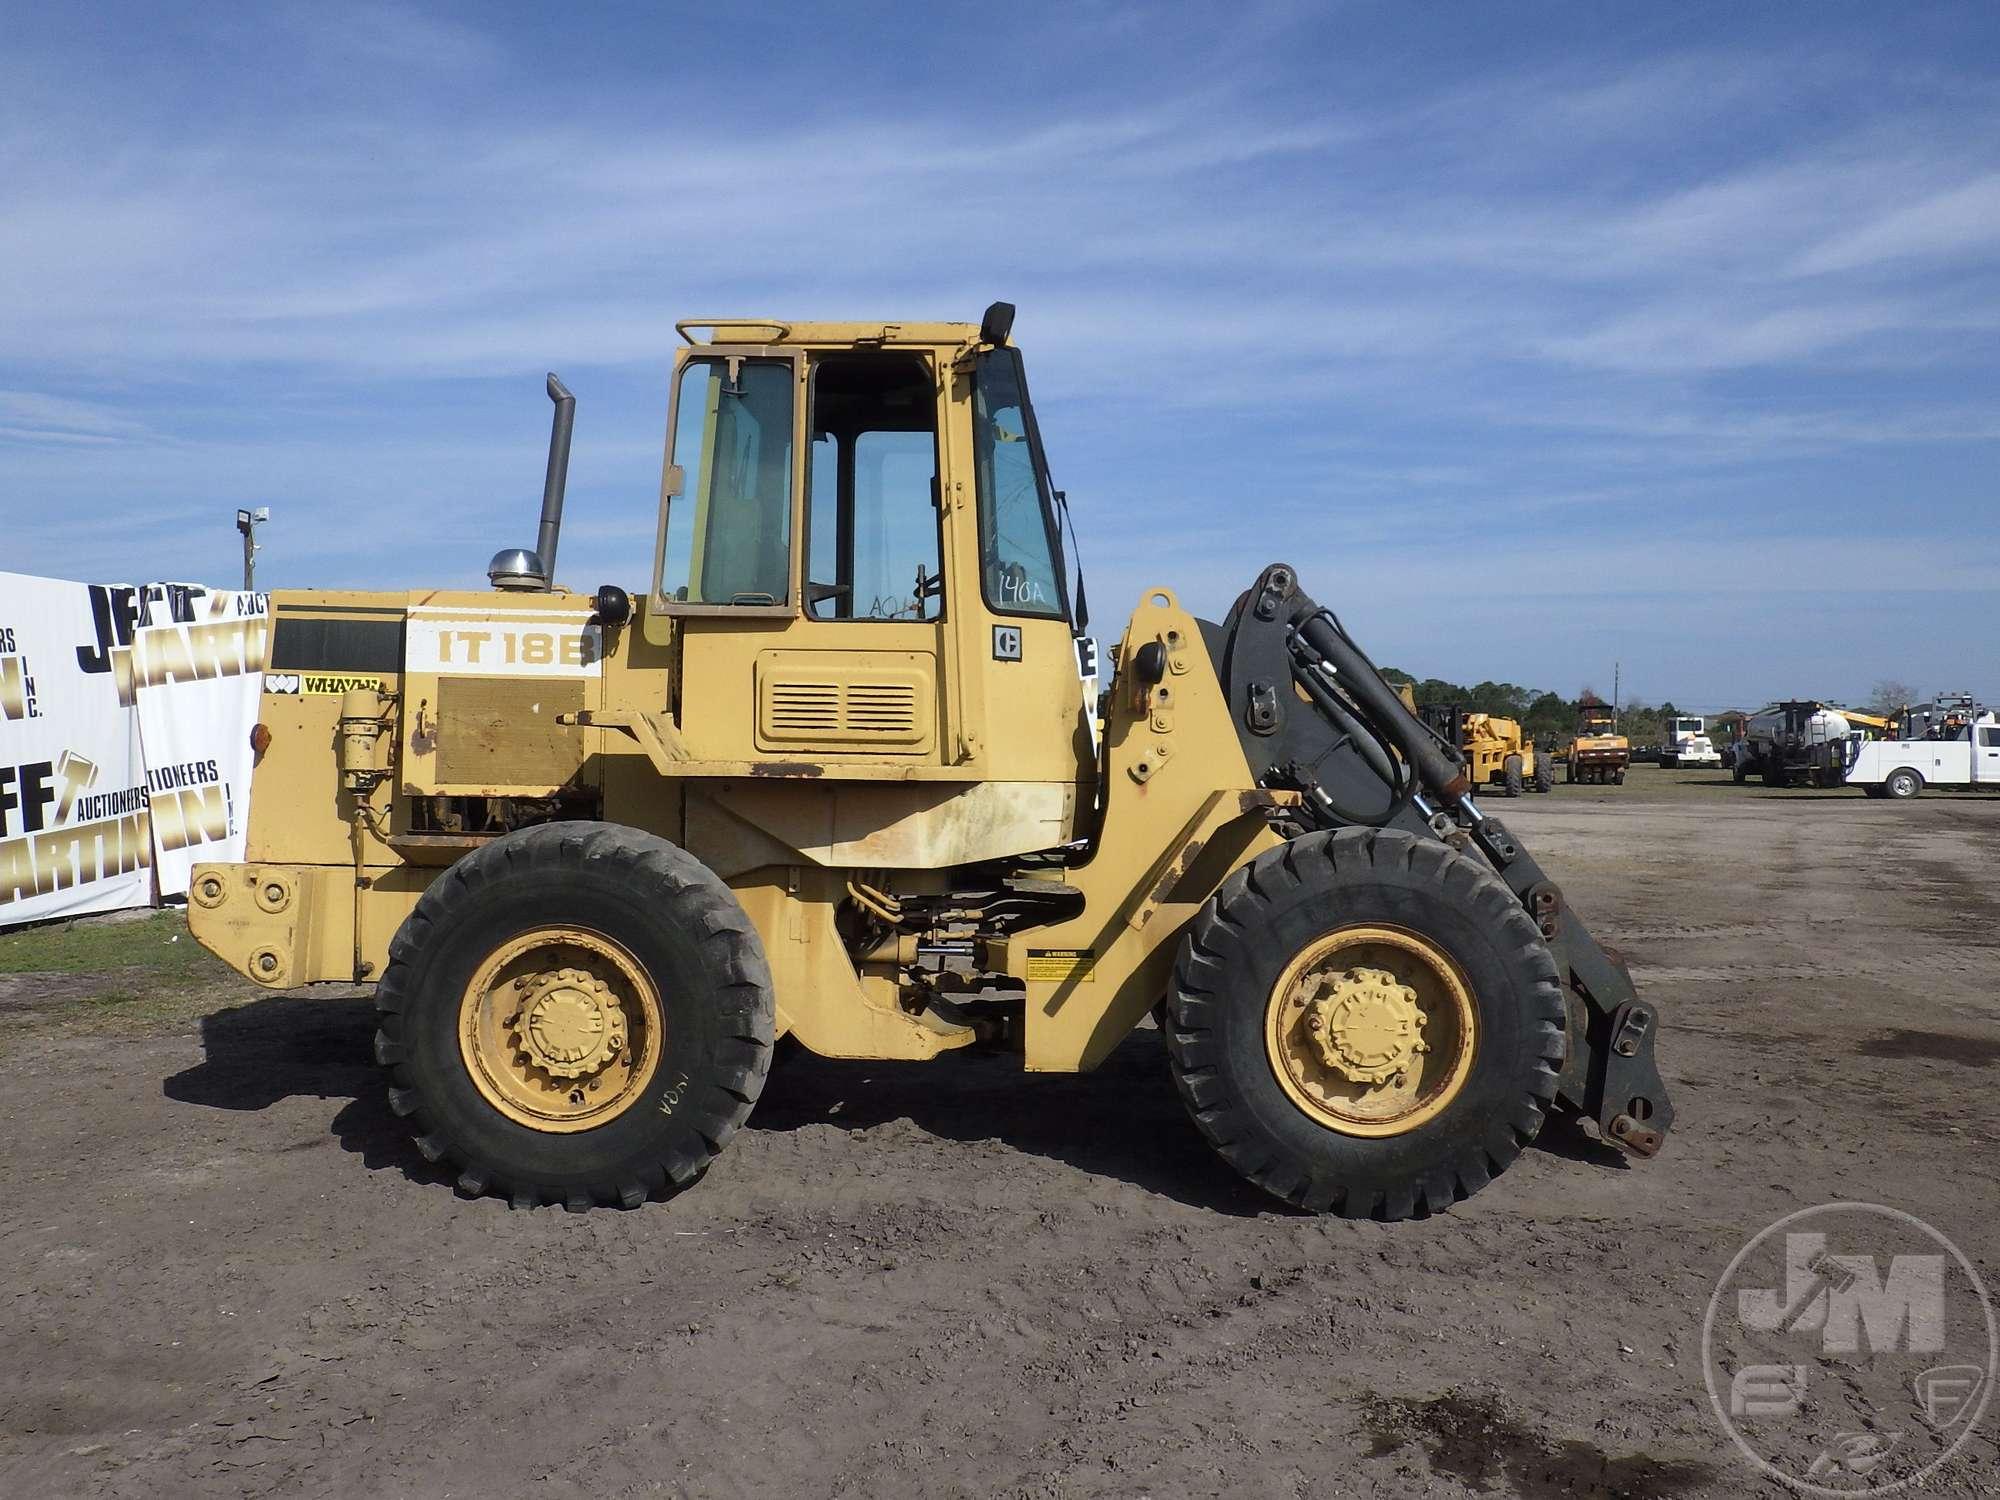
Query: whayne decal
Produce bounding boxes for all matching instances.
[405,608,603,678]
[265,672,387,696]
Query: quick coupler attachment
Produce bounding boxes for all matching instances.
[1588,999,1672,1157]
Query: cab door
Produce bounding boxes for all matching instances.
[650,343,953,768]
[760,349,951,764]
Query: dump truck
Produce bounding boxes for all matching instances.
[1565,705,1629,785]
[1419,704,1552,796]
[188,305,1672,1219]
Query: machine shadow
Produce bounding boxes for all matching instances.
[162,996,1631,1212]
[746,1024,1284,1218]
[162,993,437,1185]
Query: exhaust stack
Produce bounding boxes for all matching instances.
[535,373,575,590]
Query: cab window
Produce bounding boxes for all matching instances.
[805,355,942,621]
[660,358,793,605]
[971,348,1065,619]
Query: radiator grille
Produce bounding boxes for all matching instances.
[842,682,919,734]
[755,654,933,752]
[767,681,843,734]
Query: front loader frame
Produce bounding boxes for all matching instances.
[1195,563,1671,1155]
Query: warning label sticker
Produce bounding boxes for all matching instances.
[1026,948,1095,983]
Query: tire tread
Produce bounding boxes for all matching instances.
[372,821,775,1209]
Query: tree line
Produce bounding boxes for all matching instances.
[1378,671,1945,747]
[1380,670,1693,747]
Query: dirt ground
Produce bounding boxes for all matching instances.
[2,765,1997,1498]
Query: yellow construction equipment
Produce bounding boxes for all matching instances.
[1565,704,1629,786]
[189,305,1671,1218]
[1420,705,1552,797]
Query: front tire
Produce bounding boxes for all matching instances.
[1165,829,1565,1220]
[1532,754,1553,793]
[1502,755,1523,797]
[374,822,776,1209]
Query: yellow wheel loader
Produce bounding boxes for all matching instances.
[1418,705,1552,797]
[189,305,1672,1218]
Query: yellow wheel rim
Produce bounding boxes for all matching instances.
[459,927,663,1133]
[1264,924,1477,1138]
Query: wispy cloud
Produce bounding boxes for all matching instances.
[1797,172,2000,274]
[2,3,1997,701]
[0,390,154,446]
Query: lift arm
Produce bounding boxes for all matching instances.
[1202,563,1673,1156]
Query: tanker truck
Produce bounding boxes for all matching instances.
[1732,701,1853,789]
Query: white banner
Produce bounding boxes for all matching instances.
[0,572,268,926]
[0,573,154,923]
[132,586,271,897]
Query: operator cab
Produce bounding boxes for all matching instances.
[638,308,1090,784]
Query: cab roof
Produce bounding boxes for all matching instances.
[676,318,986,349]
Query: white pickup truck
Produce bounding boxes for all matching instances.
[1660,715,1722,769]
[1846,713,2000,798]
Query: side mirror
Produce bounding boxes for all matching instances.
[980,301,1016,344]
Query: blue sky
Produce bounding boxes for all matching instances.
[3,2,1997,711]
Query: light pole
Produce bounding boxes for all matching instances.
[235,507,269,591]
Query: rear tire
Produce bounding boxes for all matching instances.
[1164,829,1565,1220]
[1732,757,1748,785]
[374,822,776,1209]
[1763,764,1788,789]
[1502,756,1523,797]
[1532,755,1553,793]
[1612,768,1625,786]
[1884,768,1923,800]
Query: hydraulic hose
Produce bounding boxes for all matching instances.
[1287,650,1414,827]
[1292,608,1469,801]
